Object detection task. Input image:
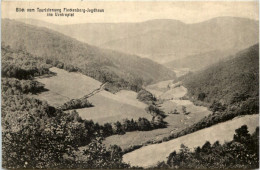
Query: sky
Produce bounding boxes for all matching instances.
[2,1,259,25]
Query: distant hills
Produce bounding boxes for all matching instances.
[2,19,176,92]
[165,48,237,71]
[19,17,258,64]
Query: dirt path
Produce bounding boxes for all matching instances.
[84,82,107,98]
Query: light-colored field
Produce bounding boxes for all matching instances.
[35,67,151,124]
[159,86,187,100]
[35,67,101,106]
[77,90,151,124]
[145,80,187,100]
[123,114,259,168]
[103,81,211,150]
[145,80,173,97]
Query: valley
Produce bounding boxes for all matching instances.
[1,2,259,168]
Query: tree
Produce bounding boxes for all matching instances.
[182,106,187,114]
[137,118,151,131]
[113,121,125,135]
[198,92,207,101]
[103,123,113,137]
[233,125,251,144]
[82,138,129,169]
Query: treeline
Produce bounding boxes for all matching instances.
[58,98,93,111]
[2,78,45,95]
[156,125,259,169]
[2,44,53,79]
[103,117,167,136]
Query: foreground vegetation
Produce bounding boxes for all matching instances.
[157,125,259,169]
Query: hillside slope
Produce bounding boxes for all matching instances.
[2,19,176,92]
[19,17,259,64]
[181,43,259,108]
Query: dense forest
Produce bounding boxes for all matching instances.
[181,43,259,109]
[157,125,259,169]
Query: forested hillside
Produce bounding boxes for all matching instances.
[182,44,259,108]
[2,19,175,92]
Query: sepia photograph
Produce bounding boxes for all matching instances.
[1,0,259,169]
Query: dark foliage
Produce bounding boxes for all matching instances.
[145,104,166,118]
[58,98,93,111]
[104,117,167,136]
[2,78,45,95]
[137,89,157,105]
[2,44,53,79]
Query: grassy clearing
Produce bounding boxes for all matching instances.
[77,90,151,124]
[35,67,101,106]
[123,114,259,168]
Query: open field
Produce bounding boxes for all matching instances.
[35,67,150,124]
[145,80,173,97]
[123,114,259,168]
[76,90,151,124]
[103,81,211,150]
[145,80,187,99]
[35,67,101,106]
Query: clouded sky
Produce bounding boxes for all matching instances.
[2,1,259,25]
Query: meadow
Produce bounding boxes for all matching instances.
[123,114,259,168]
[35,67,101,106]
